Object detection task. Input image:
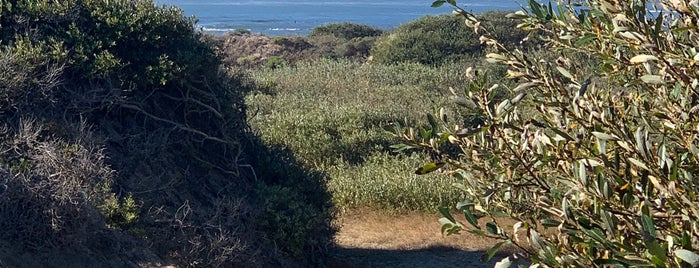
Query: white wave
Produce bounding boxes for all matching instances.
[268,28,301,31]
[201,27,251,32]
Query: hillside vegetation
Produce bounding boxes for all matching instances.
[240,12,527,213]
[0,0,332,267]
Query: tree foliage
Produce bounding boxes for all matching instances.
[397,0,699,266]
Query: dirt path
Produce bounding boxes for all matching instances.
[327,209,520,268]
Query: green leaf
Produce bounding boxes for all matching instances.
[447,0,457,6]
[550,127,575,141]
[431,0,446,7]
[486,221,498,235]
[682,231,692,248]
[584,228,607,244]
[469,229,486,236]
[675,249,699,266]
[641,214,656,240]
[647,240,667,264]
[592,131,619,141]
[541,219,561,227]
[439,206,456,223]
[415,162,446,175]
[389,143,415,152]
[529,0,544,18]
[482,241,505,262]
[575,34,597,47]
[427,113,440,133]
[640,75,664,84]
[463,206,481,230]
[452,96,477,109]
[556,66,575,81]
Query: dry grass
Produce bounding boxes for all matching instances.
[334,208,518,251]
[329,208,522,268]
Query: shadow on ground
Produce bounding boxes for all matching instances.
[327,246,517,268]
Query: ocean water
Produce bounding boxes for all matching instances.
[155,0,524,36]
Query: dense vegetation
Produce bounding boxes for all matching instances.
[248,60,470,212]
[244,12,526,213]
[396,0,699,266]
[11,0,695,266]
[0,0,332,266]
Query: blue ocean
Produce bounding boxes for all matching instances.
[155,0,524,36]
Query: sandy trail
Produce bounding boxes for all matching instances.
[328,209,522,268]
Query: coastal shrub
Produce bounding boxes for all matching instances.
[399,0,699,266]
[328,152,465,213]
[0,119,113,251]
[265,55,288,69]
[371,14,481,65]
[307,23,383,59]
[0,0,253,264]
[371,12,525,65]
[308,22,384,40]
[248,59,484,212]
[0,0,335,266]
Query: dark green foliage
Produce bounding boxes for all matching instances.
[371,12,525,65]
[0,0,334,266]
[309,22,384,40]
[307,23,383,59]
[371,15,481,65]
[0,120,113,251]
[247,59,474,212]
[265,55,288,69]
[234,28,252,35]
[244,135,336,263]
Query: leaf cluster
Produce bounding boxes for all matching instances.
[399,0,699,266]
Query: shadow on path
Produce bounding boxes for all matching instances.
[327,246,515,268]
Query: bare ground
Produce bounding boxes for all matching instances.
[327,208,522,268]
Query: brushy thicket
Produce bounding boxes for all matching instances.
[0,0,333,266]
[247,59,495,212]
[307,22,384,59]
[215,22,384,69]
[371,11,528,66]
[397,0,699,266]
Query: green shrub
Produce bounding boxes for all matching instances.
[234,28,252,35]
[328,152,465,212]
[0,0,334,266]
[248,59,484,212]
[0,119,113,250]
[307,23,383,60]
[308,22,383,40]
[256,182,332,257]
[371,12,525,65]
[265,55,288,69]
[401,0,699,266]
[99,193,140,229]
[371,15,482,65]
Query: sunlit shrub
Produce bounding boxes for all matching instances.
[371,12,524,66]
[308,22,384,40]
[398,0,699,266]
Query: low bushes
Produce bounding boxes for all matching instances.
[308,22,384,40]
[0,0,334,266]
[371,11,526,65]
[247,59,480,212]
